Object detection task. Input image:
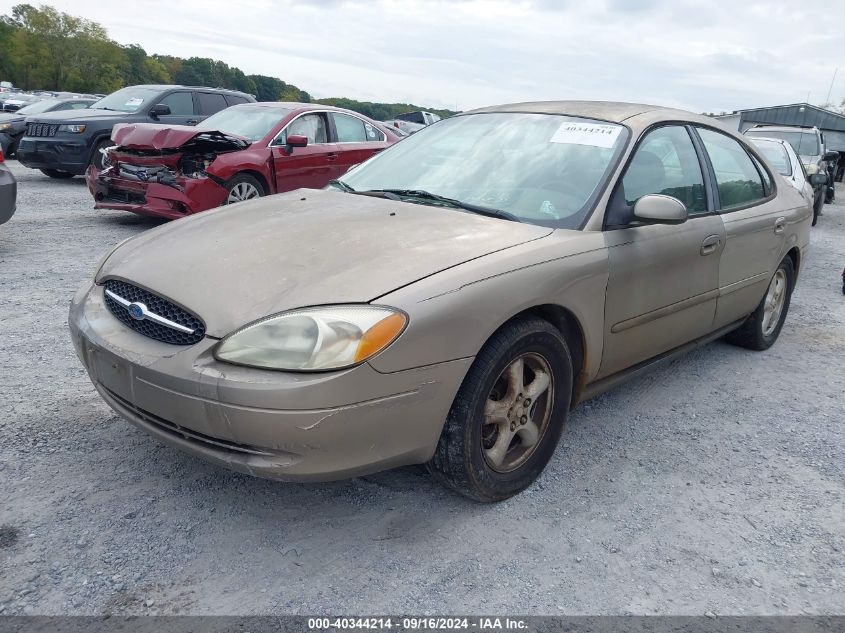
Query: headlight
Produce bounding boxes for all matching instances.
[0,123,11,131]
[58,124,86,133]
[805,163,819,175]
[215,305,408,371]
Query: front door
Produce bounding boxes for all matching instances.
[599,124,725,378]
[271,112,339,191]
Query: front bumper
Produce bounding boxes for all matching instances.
[16,136,89,174]
[69,281,470,481]
[0,166,16,224]
[87,166,228,220]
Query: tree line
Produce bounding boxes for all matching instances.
[0,4,455,120]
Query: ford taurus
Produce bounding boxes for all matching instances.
[69,101,811,501]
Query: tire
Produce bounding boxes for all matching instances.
[724,256,794,351]
[40,169,74,179]
[811,190,823,226]
[90,138,114,170]
[428,316,573,502]
[7,140,18,158]
[224,174,265,205]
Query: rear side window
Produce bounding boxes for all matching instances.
[333,113,368,142]
[621,125,708,214]
[332,113,385,143]
[158,91,194,115]
[697,128,765,210]
[197,92,228,115]
[226,95,250,105]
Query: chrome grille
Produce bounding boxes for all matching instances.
[102,279,205,345]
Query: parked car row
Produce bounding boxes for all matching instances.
[67,101,814,501]
[744,124,839,225]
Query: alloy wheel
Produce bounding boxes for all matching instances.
[482,352,554,473]
[226,182,261,204]
[762,269,787,337]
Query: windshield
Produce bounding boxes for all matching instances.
[746,129,819,157]
[91,86,162,113]
[17,99,61,115]
[339,112,628,228]
[749,139,791,176]
[198,105,291,142]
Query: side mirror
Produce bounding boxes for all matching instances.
[285,134,308,151]
[149,103,171,118]
[809,172,828,186]
[823,150,839,162]
[632,194,688,225]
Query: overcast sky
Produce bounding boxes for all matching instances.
[3,0,843,113]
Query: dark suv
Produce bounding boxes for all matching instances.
[16,85,255,178]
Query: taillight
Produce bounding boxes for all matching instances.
[0,147,4,163]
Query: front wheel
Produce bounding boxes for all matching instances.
[725,256,794,351]
[40,169,74,179]
[225,174,265,204]
[428,316,572,502]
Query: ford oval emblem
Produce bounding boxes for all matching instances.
[127,302,147,321]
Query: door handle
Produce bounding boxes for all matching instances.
[774,217,786,234]
[186,119,198,125]
[700,234,721,256]
[326,152,338,161]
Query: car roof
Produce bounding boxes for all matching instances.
[746,124,818,133]
[127,84,253,97]
[464,100,717,125]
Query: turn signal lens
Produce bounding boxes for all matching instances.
[355,312,408,362]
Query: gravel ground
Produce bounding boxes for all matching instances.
[1,160,843,616]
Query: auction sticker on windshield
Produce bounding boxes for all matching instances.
[550,121,621,148]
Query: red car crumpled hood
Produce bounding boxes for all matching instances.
[111,123,250,151]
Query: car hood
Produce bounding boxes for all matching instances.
[98,190,553,337]
[111,123,249,151]
[0,112,24,124]
[26,108,131,122]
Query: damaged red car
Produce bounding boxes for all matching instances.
[86,103,400,219]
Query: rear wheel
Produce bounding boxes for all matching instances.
[725,256,794,351]
[428,316,572,502]
[40,169,74,179]
[225,174,265,204]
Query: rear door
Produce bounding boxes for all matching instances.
[599,124,725,378]
[694,126,805,329]
[329,111,390,178]
[196,92,229,120]
[271,112,339,191]
[155,90,198,126]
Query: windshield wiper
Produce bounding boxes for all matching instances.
[358,189,521,222]
[328,179,355,192]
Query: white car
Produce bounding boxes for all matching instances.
[749,136,815,209]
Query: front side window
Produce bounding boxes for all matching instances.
[698,128,765,210]
[621,125,707,214]
[282,113,328,144]
[159,92,194,116]
[340,112,628,228]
